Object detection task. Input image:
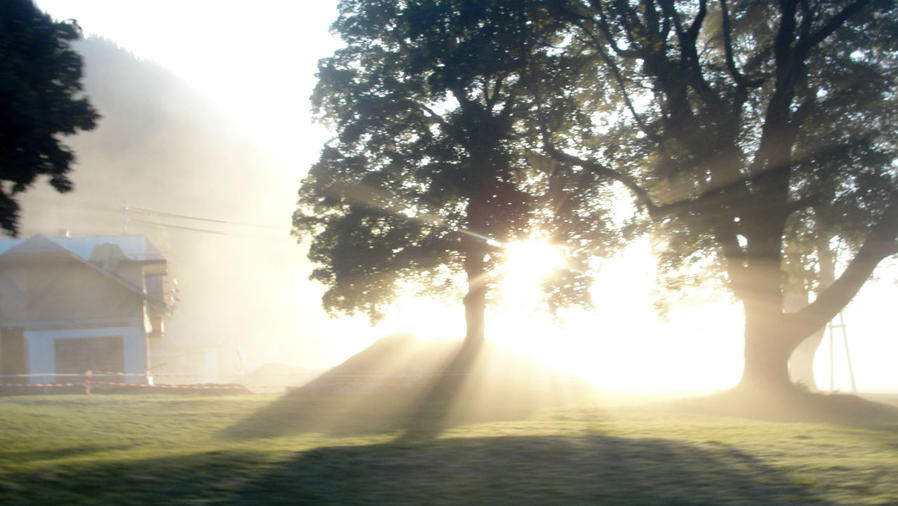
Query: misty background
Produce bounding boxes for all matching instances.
[15,8,898,392]
[16,37,354,378]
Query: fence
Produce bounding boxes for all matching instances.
[0,371,248,394]
[0,370,479,395]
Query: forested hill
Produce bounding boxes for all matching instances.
[18,37,313,374]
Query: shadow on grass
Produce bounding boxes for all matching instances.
[0,435,834,504]
[223,335,596,441]
[659,387,898,428]
[241,435,834,504]
[0,449,274,504]
[0,445,134,462]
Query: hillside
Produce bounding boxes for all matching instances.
[16,37,317,375]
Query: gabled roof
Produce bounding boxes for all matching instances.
[0,234,167,310]
[0,234,164,262]
[0,233,69,256]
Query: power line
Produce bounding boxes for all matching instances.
[128,218,227,235]
[127,205,285,231]
[25,197,294,239]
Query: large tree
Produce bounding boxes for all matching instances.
[294,0,618,347]
[0,0,99,235]
[537,0,898,392]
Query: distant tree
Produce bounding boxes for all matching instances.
[537,0,898,393]
[294,0,619,347]
[0,0,98,235]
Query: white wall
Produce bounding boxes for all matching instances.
[25,325,147,384]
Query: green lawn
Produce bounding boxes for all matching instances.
[1,393,897,504]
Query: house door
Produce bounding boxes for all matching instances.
[1,328,27,382]
[54,336,124,374]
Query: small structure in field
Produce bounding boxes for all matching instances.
[0,234,167,384]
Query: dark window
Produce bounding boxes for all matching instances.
[1,328,27,380]
[55,336,124,374]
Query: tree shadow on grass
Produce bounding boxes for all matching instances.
[241,435,835,504]
[223,335,597,441]
[0,444,135,462]
[1,435,835,504]
[658,387,898,428]
[0,449,275,504]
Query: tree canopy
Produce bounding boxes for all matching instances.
[297,0,898,391]
[538,0,898,391]
[0,0,99,235]
[294,0,620,344]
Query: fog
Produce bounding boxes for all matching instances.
[17,37,362,379]
[15,2,898,394]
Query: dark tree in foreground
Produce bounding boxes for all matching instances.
[540,0,898,392]
[295,0,618,346]
[0,0,99,235]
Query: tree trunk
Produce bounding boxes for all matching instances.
[463,253,487,348]
[783,289,824,390]
[787,220,837,390]
[787,327,824,390]
[739,306,795,393]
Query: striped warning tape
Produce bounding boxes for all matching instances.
[87,380,245,390]
[0,373,85,378]
[1,381,243,389]
[0,383,78,388]
[88,371,151,377]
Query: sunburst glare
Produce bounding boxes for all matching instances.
[499,238,565,303]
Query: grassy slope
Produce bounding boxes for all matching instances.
[1,394,897,504]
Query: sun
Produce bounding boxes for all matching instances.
[488,237,746,394]
[499,238,565,300]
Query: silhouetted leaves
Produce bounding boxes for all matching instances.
[0,0,99,235]
[541,0,898,389]
[295,0,620,327]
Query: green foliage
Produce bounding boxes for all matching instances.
[0,0,99,235]
[540,0,898,351]
[295,0,619,322]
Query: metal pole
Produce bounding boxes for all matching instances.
[838,312,857,393]
[829,320,835,392]
[121,201,128,234]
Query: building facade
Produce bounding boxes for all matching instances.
[0,234,167,384]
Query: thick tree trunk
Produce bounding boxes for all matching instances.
[735,213,796,393]
[787,220,837,390]
[462,228,488,348]
[739,306,795,392]
[787,327,824,390]
[784,289,824,390]
[463,279,486,347]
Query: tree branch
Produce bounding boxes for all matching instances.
[414,101,456,134]
[657,0,685,39]
[484,73,507,111]
[612,0,648,54]
[719,0,765,88]
[581,0,639,57]
[685,0,707,42]
[785,193,898,339]
[543,141,658,215]
[804,0,872,50]
[568,17,660,142]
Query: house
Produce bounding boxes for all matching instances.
[0,234,167,384]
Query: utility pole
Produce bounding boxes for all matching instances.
[829,312,857,393]
[121,201,129,234]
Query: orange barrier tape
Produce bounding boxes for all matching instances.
[87,381,245,390]
[0,383,78,387]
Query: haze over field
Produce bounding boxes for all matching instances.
[20,0,898,394]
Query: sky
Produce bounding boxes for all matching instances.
[30,0,898,393]
[35,0,340,169]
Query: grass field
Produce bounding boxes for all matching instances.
[1,393,897,504]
